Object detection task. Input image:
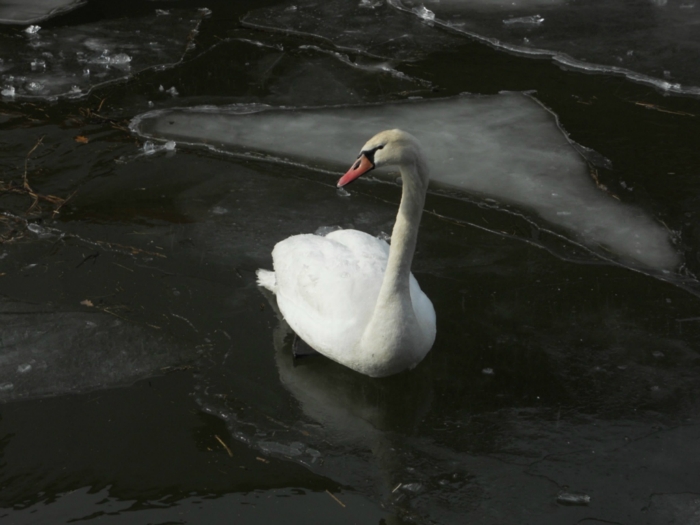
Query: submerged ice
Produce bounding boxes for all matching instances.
[131,92,678,270]
[0,10,203,99]
[0,299,191,402]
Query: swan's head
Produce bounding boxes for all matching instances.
[337,129,423,188]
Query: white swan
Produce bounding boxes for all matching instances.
[256,129,436,377]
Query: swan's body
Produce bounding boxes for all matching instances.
[256,130,436,377]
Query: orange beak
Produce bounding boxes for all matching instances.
[337,153,374,187]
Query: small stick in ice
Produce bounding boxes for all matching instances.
[325,490,346,508]
[214,435,233,457]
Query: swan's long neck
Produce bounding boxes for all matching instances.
[377,157,428,303]
[355,138,432,375]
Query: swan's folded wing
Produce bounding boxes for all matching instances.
[271,232,388,355]
[333,230,435,343]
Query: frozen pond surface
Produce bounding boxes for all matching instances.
[0,0,700,524]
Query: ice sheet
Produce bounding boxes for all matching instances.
[0,300,191,402]
[245,0,700,95]
[0,10,203,99]
[242,0,460,61]
[173,36,428,106]
[130,92,678,270]
[0,0,85,24]
[392,0,700,94]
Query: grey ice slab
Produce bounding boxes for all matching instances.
[0,10,204,99]
[130,93,678,270]
[0,0,85,24]
[0,300,189,402]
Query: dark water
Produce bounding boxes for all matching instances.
[1,1,700,524]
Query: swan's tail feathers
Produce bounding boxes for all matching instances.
[256,269,277,293]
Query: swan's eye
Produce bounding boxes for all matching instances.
[359,144,385,164]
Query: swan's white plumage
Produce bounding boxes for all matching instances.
[256,268,277,293]
[269,230,434,368]
[257,129,436,377]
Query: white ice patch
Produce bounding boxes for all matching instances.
[0,10,204,99]
[0,0,85,24]
[142,140,176,156]
[413,5,436,20]
[503,14,545,25]
[130,93,678,270]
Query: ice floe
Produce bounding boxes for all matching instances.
[0,9,204,99]
[0,299,192,402]
[130,92,679,270]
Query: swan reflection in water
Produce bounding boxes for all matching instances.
[262,283,435,519]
